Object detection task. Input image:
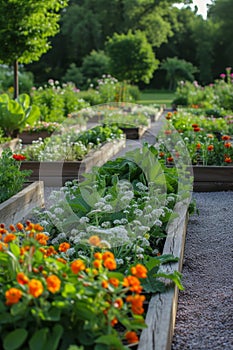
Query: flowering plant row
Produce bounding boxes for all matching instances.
[0,222,147,350]
[17,125,123,162]
[159,111,233,166]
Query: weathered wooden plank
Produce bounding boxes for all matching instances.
[0,138,19,155]
[192,166,233,191]
[20,138,126,186]
[0,181,44,227]
[137,200,189,350]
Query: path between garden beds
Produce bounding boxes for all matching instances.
[172,191,233,350]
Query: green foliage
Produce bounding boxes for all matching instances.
[21,125,123,161]
[0,149,31,204]
[0,226,146,349]
[0,0,68,65]
[31,80,90,122]
[160,57,198,91]
[80,51,111,89]
[62,64,84,90]
[0,93,40,137]
[106,30,159,84]
[0,65,34,95]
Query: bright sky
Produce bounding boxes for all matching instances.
[192,0,212,18]
[175,1,213,19]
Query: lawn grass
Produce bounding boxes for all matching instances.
[137,90,175,107]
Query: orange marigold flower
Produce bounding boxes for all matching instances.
[9,224,16,232]
[126,294,146,315]
[109,277,119,287]
[3,233,16,243]
[5,288,22,305]
[224,142,232,148]
[34,224,44,232]
[20,245,30,256]
[57,257,67,264]
[207,144,214,151]
[103,257,116,270]
[102,280,109,288]
[35,233,49,245]
[114,298,123,309]
[58,242,70,252]
[167,157,174,162]
[94,252,102,260]
[45,246,57,256]
[71,259,85,274]
[224,156,232,163]
[17,272,29,285]
[28,279,43,298]
[102,251,114,261]
[111,317,118,326]
[0,228,7,234]
[16,222,24,231]
[196,143,201,149]
[46,275,61,294]
[131,264,147,279]
[159,152,165,157]
[123,276,142,293]
[193,127,201,132]
[89,235,101,246]
[125,331,139,344]
[0,223,5,228]
[164,130,172,135]
[222,135,231,141]
[93,259,102,269]
[165,112,173,120]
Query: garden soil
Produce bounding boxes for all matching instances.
[172,191,233,350]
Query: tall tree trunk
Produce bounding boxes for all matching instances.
[13,60,19,99]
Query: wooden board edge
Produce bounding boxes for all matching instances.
[137,200,189,350]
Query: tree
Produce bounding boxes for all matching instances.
[105,30,159,84]
[160,57,198,90]
[208,0,233,74]
[0,0,68,98]
[26,0,191,84]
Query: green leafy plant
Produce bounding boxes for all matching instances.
[0,93,40,137]
[0,148,31,203]
[0,222,147,350]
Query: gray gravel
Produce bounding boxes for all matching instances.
[172,191,233,350]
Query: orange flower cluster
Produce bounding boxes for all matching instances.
[123,275,143,293]
[71,259,86,274]
[126,294,146,315]
[5,288,22,305]
[125,331,139,344]
[131,264,147,279]
[165,112,173,120]
[207,144,214,151]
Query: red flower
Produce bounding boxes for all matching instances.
[192,124,199,128]
[222,135,231,141]
[193,127,201,132]
[13,154,26,161]
[207,145,214,151]
[167,157,174,162]
[224,157,232,163]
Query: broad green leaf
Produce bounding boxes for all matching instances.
[9,243,20,257]
[95,334,126,349]
[3,328,28,350]
[29,328,49,350]
[61,283,76,297]
[42,324,63,350]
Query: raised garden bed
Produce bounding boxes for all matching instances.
[119,123,150,140]
[193,165,233,191]
[18,130,53,144]
[20,138,126,186]
[137,200,189,350]
[0,181,44,227]
[0,138,19,155]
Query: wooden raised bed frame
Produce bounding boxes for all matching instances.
[0,181,44,227]
[137,200,189,350]
[0,138,19,155]
[193,165,233,192]
[20,138,126,186]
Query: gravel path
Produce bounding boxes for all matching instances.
[172,191,233,350]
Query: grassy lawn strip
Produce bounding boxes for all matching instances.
[138,90,175,107]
